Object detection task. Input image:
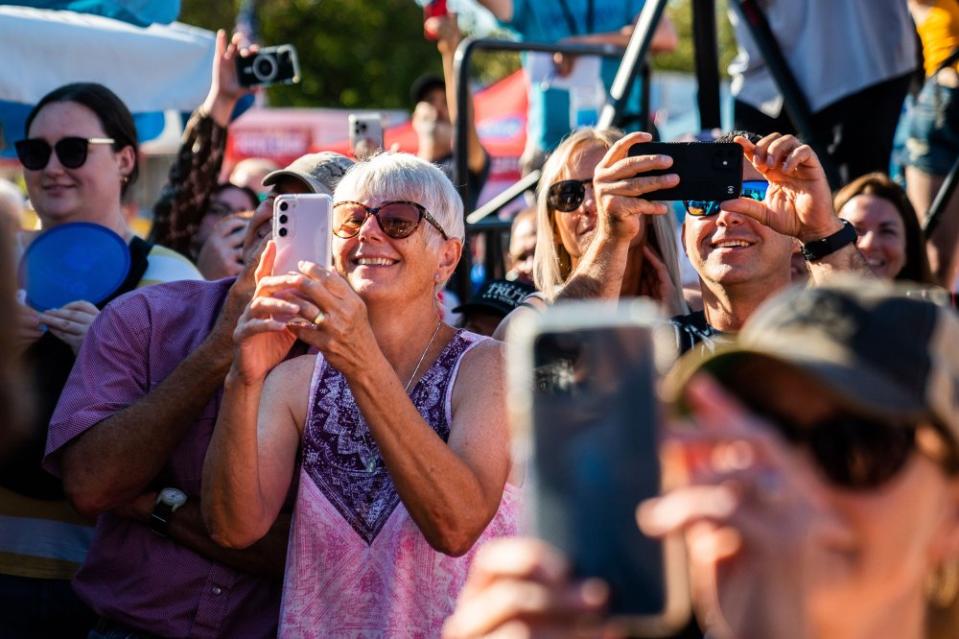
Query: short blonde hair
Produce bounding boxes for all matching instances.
[532,128,685,312]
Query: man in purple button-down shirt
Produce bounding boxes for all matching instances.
[42,152,353,639]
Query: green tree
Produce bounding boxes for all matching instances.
[181,0,450,110]
[654,0,739,77]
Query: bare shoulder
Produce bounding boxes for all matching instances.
[263,353,318,430]
[451,337,506,414]
[459,338,505,379]
[491,296,545,341]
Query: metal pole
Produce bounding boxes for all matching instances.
[598,0,670,130]
[730,0,838,185]
[692,0,721,130]
[924,154,959,236]
[466,170,541,225]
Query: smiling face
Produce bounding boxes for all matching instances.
[23,101,134,228]
[838,194,907,280]
[682,162,793,290]
[332,190,459,305]
[551,143,607,262]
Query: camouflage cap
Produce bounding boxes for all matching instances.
[668,277,959,443]
[262,152,354,195]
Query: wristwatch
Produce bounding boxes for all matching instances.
[150,487,188,537]
[801,219,857,262]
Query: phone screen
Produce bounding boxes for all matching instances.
[530,324,667,617]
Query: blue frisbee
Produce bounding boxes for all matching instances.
[19,222,131,311]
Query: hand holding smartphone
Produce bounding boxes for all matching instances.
[348,113,385,159]
[508,300,690,637]
[272,194,332,276]
[628,142,742,203]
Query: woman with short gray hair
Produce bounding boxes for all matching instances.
[202,152,518,637]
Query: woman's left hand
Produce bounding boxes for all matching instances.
[39,300,100,354]
[279,261,381,377]
[719,133,842,243]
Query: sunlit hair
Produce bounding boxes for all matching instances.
[334,152,464,243]
[532,128,685,311]
[834,172,935,285]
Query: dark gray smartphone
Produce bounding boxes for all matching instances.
[508,301,690,637]
[628,142,742,203]
[237,44,301,87]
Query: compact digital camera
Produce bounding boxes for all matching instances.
[237,44,301,88]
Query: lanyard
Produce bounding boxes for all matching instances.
[556,0,594,37]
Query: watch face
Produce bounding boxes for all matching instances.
[159,487,188,509]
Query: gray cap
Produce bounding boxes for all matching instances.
[262,152,354,195]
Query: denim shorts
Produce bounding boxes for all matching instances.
[904,78,959,175]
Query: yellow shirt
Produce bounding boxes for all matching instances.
[916,0,959,76]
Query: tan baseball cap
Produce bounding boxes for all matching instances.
[262,152,354,195]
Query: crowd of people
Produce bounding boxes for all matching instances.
[1,1,959,638]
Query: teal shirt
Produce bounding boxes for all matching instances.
[501,0,646,151]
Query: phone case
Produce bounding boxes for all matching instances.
[348,113,385,155]
[507,301,690,636]
[272,194,333,276]
[628,141,743,203]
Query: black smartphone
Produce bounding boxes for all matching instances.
[628,142,742,203]
[236,44,301,88]
[508,301,690,637]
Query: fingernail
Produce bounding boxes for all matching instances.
[579,579,609,607]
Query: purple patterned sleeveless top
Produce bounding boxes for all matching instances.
[301,329,470,543]
[280,329,520,638]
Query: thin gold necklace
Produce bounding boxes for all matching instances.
[404,321,443,393]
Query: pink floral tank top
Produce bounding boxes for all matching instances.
[279,330,520,638]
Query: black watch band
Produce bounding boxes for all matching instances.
[801,219,857,262]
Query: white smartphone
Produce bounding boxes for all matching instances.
[348,113,385,157]
[508,300,691,637]
[272,193,333,276]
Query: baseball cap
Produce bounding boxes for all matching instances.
[262,152,354,195]
[667,277,959,443]
[453,279,536,318]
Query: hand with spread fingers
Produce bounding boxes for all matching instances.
[721,134,841,243]
[593,131,677,244]
[441,538,608,639]
[637,376,856,639]
[38,301,100,355]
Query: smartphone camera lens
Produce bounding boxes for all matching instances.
[279,214,288,224]
[278,227,288,237]
[279,201,289,212]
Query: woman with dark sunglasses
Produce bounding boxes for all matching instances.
[522,128,686,314]
[203,153,518,637]
[443,280,959,639]
[5,83,201,638]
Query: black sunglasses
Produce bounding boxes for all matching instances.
[685,180,769,217]
[15,137,116,171]
[332,200,450,240]
[546,178,593,213]
[758,410,929,490]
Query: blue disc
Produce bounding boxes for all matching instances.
[19,222,131,311]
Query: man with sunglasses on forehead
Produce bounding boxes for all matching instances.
[42,153,352,639]
[670,131,868,354]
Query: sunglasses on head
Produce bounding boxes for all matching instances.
[15,137,116,171]
[332,200,450,240]
[546,178,593,213]
[685,180,769,217]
